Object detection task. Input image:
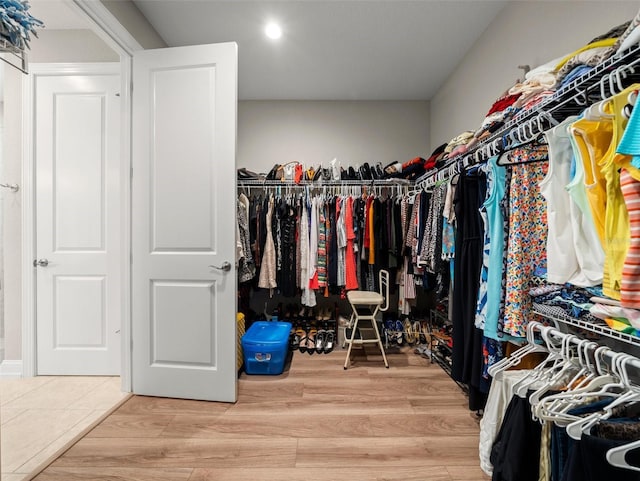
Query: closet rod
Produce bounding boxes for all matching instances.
[237,179,414,187]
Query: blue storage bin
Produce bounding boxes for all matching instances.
[241,321,292,375]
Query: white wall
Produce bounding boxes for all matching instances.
[3,66,22,361]
[238,100,430,173]
[29,30,118,63]
[101,0,166,49]
[0,97,4,362]
[429,1,640,148]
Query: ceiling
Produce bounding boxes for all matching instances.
[132,0,508,100]
[23,0,509,101]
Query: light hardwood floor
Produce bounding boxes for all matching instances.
[30,347,490,481]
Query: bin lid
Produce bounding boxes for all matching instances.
[242,321,292,344]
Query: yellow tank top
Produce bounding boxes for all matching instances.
[569,116,612,247]
[600,84,640,299]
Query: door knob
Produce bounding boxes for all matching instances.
[209,261,231,272]
[33,259,49,267]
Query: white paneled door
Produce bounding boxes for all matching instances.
[131,43,238,402]
[35,69,121,375]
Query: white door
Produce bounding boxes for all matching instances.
[131,43,238,402]
[35,69,121,375]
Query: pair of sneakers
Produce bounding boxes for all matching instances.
[383,320,405,347]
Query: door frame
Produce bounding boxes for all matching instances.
[21,0,142,393]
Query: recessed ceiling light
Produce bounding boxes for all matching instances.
[265,22,282,40]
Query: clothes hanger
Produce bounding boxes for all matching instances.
[583,98,613,120]
[487,322,550,378]
[534,344,615,424]
[564,352,639,440]
[607,439,640,472]
[496,134,548,166]
[600,72,613,101]
[515,331,577,400]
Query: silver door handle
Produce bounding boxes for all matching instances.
[34,258,49,267]
[209,261,231,272]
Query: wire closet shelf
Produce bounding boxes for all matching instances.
[416,42,640,190]
[0,38,27,74]
[533,309,640,349]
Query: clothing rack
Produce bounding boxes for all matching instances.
[416,42,640,191]
[237,178,414,187]
[237,178,415,196]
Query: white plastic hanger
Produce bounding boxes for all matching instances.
[534,344,616,424]
[607,440,640,472]
[509,327,566,398]
[487,322,550,378]
[564,353,639,440]
[584,98,614,120]
[520,333,578,402]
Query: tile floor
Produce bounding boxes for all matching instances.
[0,376,128,481]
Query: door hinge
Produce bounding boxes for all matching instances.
[130,166,133,179]
[130,252,133,265]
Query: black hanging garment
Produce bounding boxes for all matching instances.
[451,170,488,412]
[490,394,542,481]
[280,202,298,297]
[327,196,339,289]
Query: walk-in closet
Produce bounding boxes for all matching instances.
[4,2,640,480]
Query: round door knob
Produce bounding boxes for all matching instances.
[34,259,49,267]
[209,261,231,272]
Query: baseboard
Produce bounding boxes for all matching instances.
[0,360,23,378]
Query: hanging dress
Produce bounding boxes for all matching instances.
[345,195,359,290]
[317,198,328,288]
[309,196,320,290]
[451,170,487,411]
[258,195,277,294]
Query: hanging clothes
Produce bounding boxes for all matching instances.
[568,114,612,248]
[344,195,359,290]
[279,200,298,297]
[543,116,604,287]
[481,156,507,341]
[258,195,277,293]
[451,170,487,411]
[317,199,328,289]
[336,197,347,287]
[475,162,493,332]
[309,197,320,290]
[328,196,339,288]
[600,85,639,301]
[615,94,640,309]
[237,200,256,283]
[300,200,316,306]
[503,154,548,338]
